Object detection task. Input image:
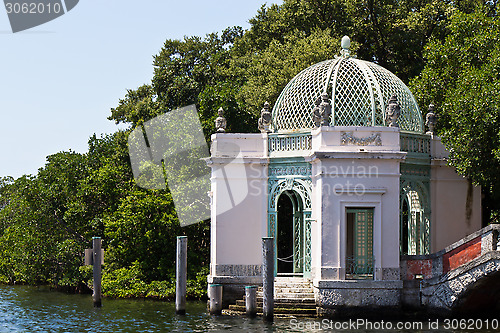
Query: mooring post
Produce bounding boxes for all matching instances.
[209,284,223,315]
[262,237,274,322]
[92,237,102,308]
[245,285,257,318]
[176,236,187,315]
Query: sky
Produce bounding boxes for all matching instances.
[0,0,282,179]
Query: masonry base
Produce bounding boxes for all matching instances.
[207,275,262,309]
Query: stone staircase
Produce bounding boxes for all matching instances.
[226,277,317,317]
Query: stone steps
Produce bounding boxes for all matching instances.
[222,309,315,318]
[273,286,311,290]
[258,293,315,300]
[228,304,317,316]
[235,299,316,309]
[274,286,311,294]
[226,278,317,317]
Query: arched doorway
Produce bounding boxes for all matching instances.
[400,183,430,255]
[400,198,410,255]
[268,177,312,277]
[276,190,303,275]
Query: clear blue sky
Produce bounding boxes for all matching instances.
[0,0,282,179]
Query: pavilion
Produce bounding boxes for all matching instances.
[206,37,482,311]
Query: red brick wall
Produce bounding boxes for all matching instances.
[443,236,481,272]
[406,259,432,280]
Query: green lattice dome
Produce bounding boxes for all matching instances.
[271,50,424,133]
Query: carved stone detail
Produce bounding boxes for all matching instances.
[318,93,332,126]
[385,95,401,127]
[341,132,382,146]
[311,96,322,127]
[258,101,272,133]
[215,107,227,133]
[425,104,437,135]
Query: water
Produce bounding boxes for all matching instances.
[0,285,497,332]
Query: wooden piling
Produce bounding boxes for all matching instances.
[262,237,274,322]
[176,236,187,315]
[209,284,223,315]
[92,237,102,308]
[245,286,257,318]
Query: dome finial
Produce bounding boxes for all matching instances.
[341,36,351,58]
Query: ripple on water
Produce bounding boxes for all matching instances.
[2,285,491,333]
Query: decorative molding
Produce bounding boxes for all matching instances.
[400,164,430,178]
[334,187,387,195]
[268,134,312,153]
[341,132,382,146]
[269,164,312,177]
[269,178,312,210]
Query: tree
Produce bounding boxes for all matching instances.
[109,27,244,129]
[411,8,500,222]
[0,153,90,286]
[231,0,477,88]
[231,29,343,116]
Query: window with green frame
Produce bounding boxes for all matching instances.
[346,208,374,280]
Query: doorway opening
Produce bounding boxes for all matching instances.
[276,190,304,276]
[346,208,374,280]
[401,198,409,255]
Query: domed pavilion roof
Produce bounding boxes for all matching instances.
[271,38,424,133]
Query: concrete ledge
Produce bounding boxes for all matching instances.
[212,264,262,277]
[320,267,340,280]
[317,306,403,319]
[207,275,263,285]
[207,275,264,309]
[402,224,500,261]
[314,280,403,289]
[308,151,407,161]
[316,282,402,308]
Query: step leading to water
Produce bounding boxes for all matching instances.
[227,278,317,317]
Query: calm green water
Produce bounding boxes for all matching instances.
[0,285,497,332]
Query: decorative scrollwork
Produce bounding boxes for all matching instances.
[269,165,311,177]
[341,132,382,146]
[269,214,276,238]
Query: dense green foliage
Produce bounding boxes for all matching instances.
[411,7,500,222]
[1,0,500,297]
[0,133,209,297]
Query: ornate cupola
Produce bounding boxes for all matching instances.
[271,36,423,133]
